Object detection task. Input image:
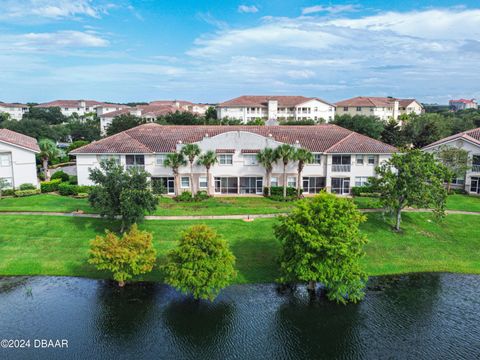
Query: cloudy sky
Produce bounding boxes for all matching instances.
[1,0,479,104]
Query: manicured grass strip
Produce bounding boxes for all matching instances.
[0,213,478,284]
[446,194,480,212]
[0,194,92,213]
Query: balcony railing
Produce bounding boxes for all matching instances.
[472,164,480,173]
[126,165,145,171]
[331,164,351,172]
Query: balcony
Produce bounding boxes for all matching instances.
[126,165,145,171]
[472,164,480,173]
[331,164,351,172]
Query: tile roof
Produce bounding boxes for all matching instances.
[335,96,421,108]
[424,127,480,148]
[0,128,40,152]
[218,95,335,108]
[449,99,477,104]
[99,108,133,118]
[35,100,117,108]
[71,123,397,155]
[0,102,28,108]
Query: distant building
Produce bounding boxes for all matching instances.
[99,101,210,135]
[35,100,127,117]
[449,99,478,111]
[335,97,424,121]
[0,102,29,120]
[0,129,39,189]
[216,96,335,123]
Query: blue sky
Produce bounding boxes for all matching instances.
[1,0,479,104]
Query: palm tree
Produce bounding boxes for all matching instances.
[197,151,218,196]
[294,148,314,197]
[256,148,278,196]
[274,144,296,198]
[181,144,201,197]
[39,139,61,181]
[163,152,187,196]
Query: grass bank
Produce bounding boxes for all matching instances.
[0,212,478,283]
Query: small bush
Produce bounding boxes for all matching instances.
[75,193,89,198]
[40,179,62,193]
[15,189,40,197]
[68,175,78,185]
[151,179,167,195]
[351,185,376,197]
[51,170,70,182]
[174,190,211,202]
[38,172,46,181]
[58,182,93,196]
[1,189,15,196]
[19,183,36,190]
[264,186,299,198]
[448,188,467,195]
[195,190,210,201]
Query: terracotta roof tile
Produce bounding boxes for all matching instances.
[424,127,480,148]
[218,95,335,107]
[71,123,396,155]
[0,129,40,152]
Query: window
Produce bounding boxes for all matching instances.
[356,107,362,111]
[356,155,364,165]
[270,177,278,187]
[367,155,376,165]
[332,155,351,165]
[355,176,370,187]
[97,155,121,164]
[0,153,11,167]
[199,176,208,188]
[218,154,233,165]
[181,177,190,188]
[244,154,258,166]
[343,107,348,111]
[287,176,297,188]
[240,177,263,194]
[126,155,145,170]
[302,177,326,194]
[314,107,318,112]
[313,154,322,165]
[451,177,464,185]
[332,178,350,194]
[156,154,168,165]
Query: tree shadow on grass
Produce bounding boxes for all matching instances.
[67,215,121,234]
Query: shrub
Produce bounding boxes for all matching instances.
[2,189,15,196]
[58,183,93,196]
[174,190,211,202]
[151,179,167,195]
[448,188,467,195]
[19,183,36,190]
[40,179,62,193]
[51,170,70,182]
[195,190,210,201]
[68,175,78,185]
[351,185,377,197]
[15,189,40,197]
[264,186,299,201]
[75,193,89,198]
[38,172,46,181]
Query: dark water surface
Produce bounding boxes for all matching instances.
[0,274,479,360]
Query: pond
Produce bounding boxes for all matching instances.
[0,274,479,359]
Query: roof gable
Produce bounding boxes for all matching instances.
[0,129,40,152]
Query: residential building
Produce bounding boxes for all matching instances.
[449,99,478,111]
[335,97,424,120]
[71,123,396,195]
[99,101,210,135]
[423,127,480,195]
[35,100,127,117]
[0,129,40,189]
[216,96,336,123]
[0,102,29,120]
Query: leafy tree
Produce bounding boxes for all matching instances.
[23,106,66,125]
[67,140,90,154]
[197,150,217,196]
[274,144,296,198]
[381,118,404,147]
[435,146,471,191]
[370,149,449,231]
[204,106,217,120]
[162,224,237,301]
[89,224,156,287]
[0,112,9,125]
[88,159,157,232]
[163,152,187,196]
[66,118,100,142]
[402,113,450,148]
[256,148,278,196]
[332,114,385,139]
[156,111,202,125]
[38,139,62,180]
[293,148,314,197]
[181,144,201,197]
[275,192,368,304]
[1,118,66,140]
[106,114,145,136]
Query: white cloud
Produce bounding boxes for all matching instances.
[302,4,359,15]
[0,0,110,21]
[238,5,259,14]
[0,31,109,50]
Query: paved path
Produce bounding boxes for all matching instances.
[0,209,479,220]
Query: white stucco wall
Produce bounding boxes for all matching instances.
[0,141,38,188]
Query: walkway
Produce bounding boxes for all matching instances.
[0,209,479,220]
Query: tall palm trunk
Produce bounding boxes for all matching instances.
[173,170,180,196]
[189,161,194,197]
[43,158,50,181]
[267,169,271,196]
[283,162,287,198]
[297,162,303,197]
[206,166,211,196]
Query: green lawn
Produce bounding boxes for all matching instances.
[0,212,478,283]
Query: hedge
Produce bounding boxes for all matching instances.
[19,183,36,191]
[15,189,41,197]
[58,183,93,196]
[351,185,376,197]
[1,189,15,197]
[264,186,300,197]
[40,179,62,193]
[51,171,70,182]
